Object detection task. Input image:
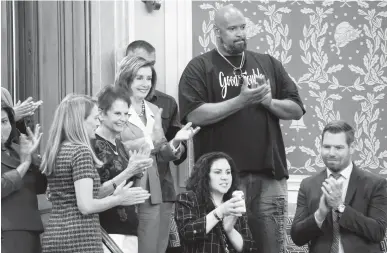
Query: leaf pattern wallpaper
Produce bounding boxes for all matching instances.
[192,0,387,177]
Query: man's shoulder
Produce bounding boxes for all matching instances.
[300,170,326,187]
[355,166,386,185]
[154,90,177,103]
[246,50,276,63]
[187,50,216,66]
[144,100,160,114]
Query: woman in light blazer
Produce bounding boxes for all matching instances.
[114,56,199,253]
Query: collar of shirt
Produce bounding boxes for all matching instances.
[327,162,353,180]
[128,102,155,132]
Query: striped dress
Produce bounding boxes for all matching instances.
[41,143,103,253]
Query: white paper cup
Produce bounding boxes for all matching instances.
[232,191,246,216]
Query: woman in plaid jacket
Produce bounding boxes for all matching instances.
[175,152,256,253]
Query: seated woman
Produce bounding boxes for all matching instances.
[1,101,46,253]
[114,56,200,253]
[175,152,256,253]
[93,85,153,253]
[40,94,150,253]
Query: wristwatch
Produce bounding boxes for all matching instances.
[213,210,223,221]
[335,204,346,213]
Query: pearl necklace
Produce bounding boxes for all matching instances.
[137,100,146,117]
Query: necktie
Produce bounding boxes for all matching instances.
[330,173,341,253]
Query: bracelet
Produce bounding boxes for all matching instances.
[213,210,223,221]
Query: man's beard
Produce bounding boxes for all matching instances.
[220,37,247,55]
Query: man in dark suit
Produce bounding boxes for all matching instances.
[125,40,187,253]
[291,120,387,253]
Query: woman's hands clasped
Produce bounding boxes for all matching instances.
[216,191,246,233]
[113,181,151,206]
[217,196,246,218]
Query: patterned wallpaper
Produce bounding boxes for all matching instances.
[192,0,387,177]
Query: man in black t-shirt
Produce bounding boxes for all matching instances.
[178,5,305,253]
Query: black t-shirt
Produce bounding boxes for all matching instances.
[92,134,139,236]
[178,49,305,179]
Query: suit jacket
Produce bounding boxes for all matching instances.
[291,164,387,253]
[1,143,47,232]
[120,101,182,204]
[175,191,256,253]
[148,90,188,202]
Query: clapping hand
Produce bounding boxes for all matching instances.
[14,97,43,121]
[322,177,343,209]
[126,144,153,177]
[256,77,272,108]
[223,215,238,233]
[172,122,200,146]
[113,181,151,206]
[20,124,43,163]
[217,196,245,233]
[217,196,246,218]
[239,76,271,107]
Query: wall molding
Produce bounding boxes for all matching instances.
[288,174,308,204]
[164,0,192,101]
[127,0,135,45]
[288,174,308,191]
[164,0,193,188]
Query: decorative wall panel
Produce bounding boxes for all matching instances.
[192,0,387,177]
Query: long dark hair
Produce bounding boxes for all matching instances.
[1,101,18,147]
[186,152,239,210]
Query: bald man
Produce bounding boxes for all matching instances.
[178,5,305,253]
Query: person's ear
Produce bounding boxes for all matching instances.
[214,26,221,37]
[349,142,355,155]
[98,108,105,122]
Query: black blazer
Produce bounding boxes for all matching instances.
[149,90,188,202]
[1,144,47,233]
[291,164,387,253]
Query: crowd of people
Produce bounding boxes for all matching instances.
[2,5,386,253]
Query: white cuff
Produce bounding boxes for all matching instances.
[314,211,325,228]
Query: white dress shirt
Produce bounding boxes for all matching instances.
[128,102,181,152]
[314,162,353,253]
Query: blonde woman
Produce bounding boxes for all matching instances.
[40,94,150,253]
[115,56,200,253]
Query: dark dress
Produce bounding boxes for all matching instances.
[92,134,139,236]
[1,144,47,253]
[41,143,103,253]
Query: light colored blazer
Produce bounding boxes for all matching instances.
[120,101,182,204]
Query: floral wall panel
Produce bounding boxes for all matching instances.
[192,0,387,177]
